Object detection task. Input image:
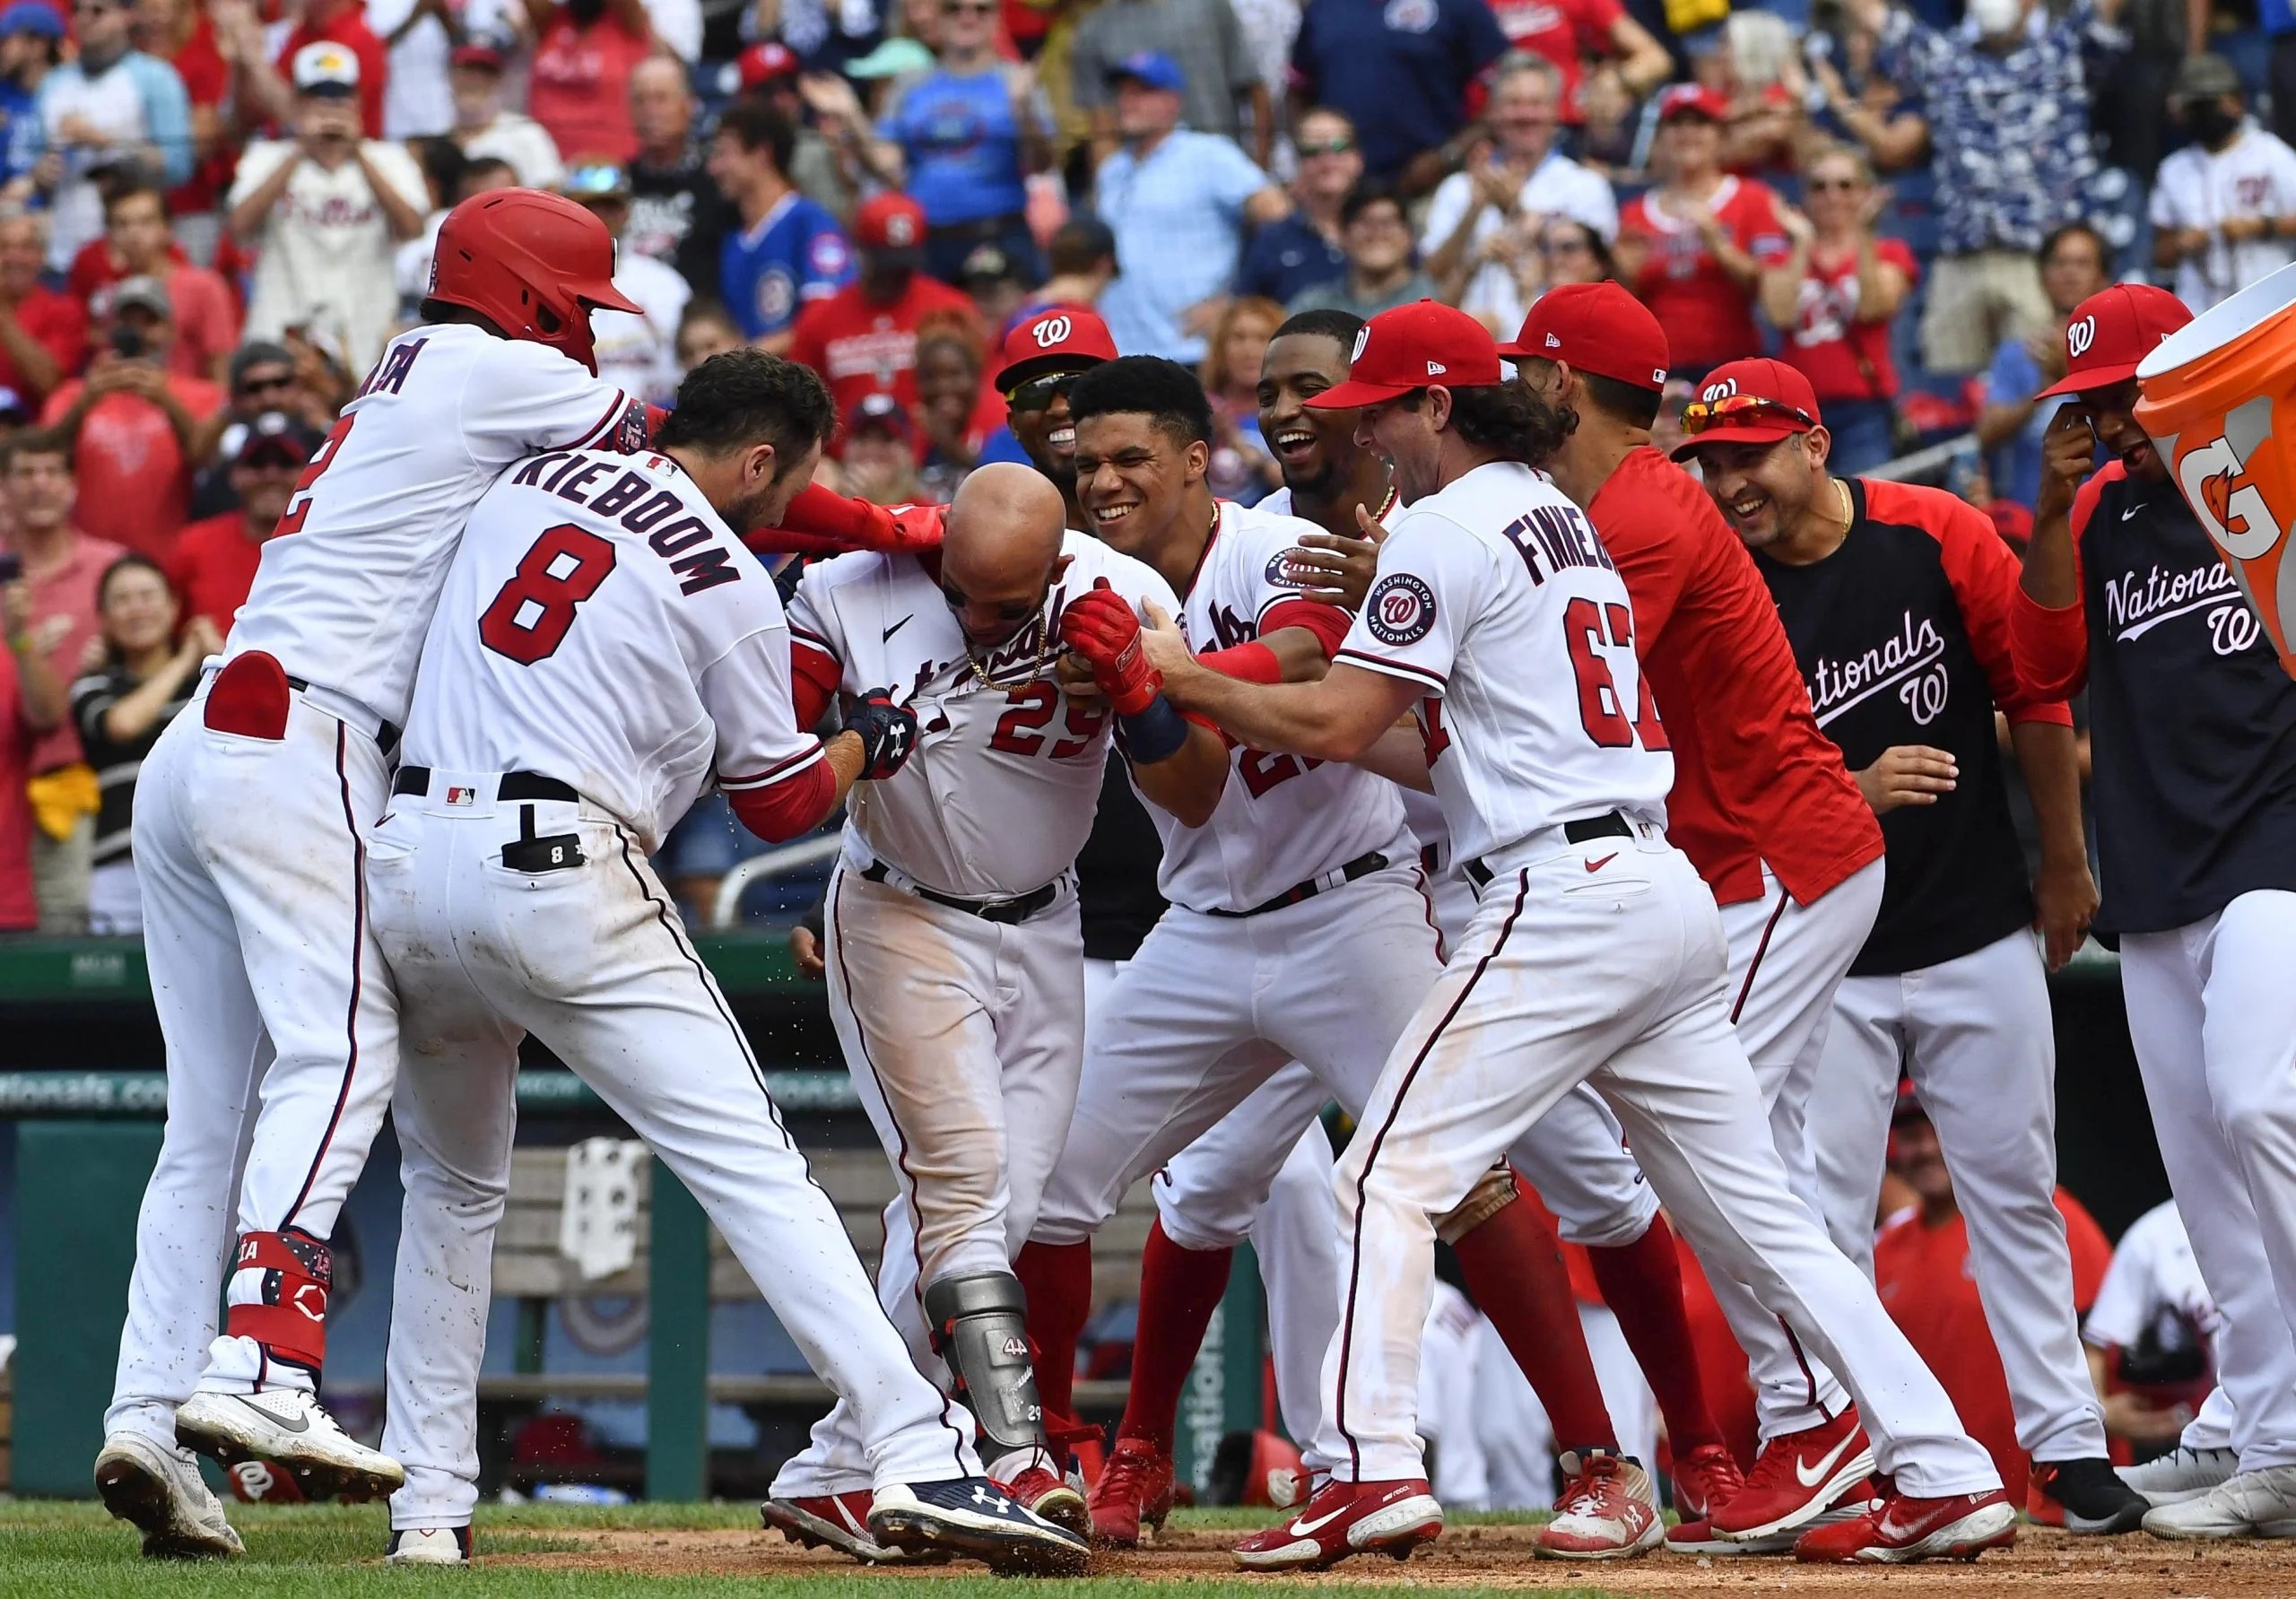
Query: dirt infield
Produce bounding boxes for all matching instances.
[489,1520,2296,1595]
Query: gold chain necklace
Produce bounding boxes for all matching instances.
[963,611,1048,690]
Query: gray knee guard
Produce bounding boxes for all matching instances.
[922,1271,1048,1457]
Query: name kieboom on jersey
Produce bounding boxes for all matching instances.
[509,451,743,595]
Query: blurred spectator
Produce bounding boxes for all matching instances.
[135,0,230,264]
[1421,56,1615,335]
[957,242,1029,336]
[28,0,193,273]
[1467,214,1613,333]
[2083,1199,2219,1459]
[1232,104,1355,306]
[627,55,729,301]
[94,182,239,382]
[70,552,214,934]
[1761,144,1916,476]
[0,565,63,931]
[188,340,329,516]
[1703,10,1808,180]
[448,42,564,189]
[2150,53,2296,315]
[524,0,656,164]
[1615,85,1790,379]
[709,99,854,348]
[1092,52,1284,362]
[367,0,456,139]
[564,161,690,405]
[1285,178,1435,319]
[841,391,923,504]
[674,299,744,373]
[274,0,390,136]
[732,44,852,216]
[1032,214,1119,314]
[392,142,516,311]
[1853,0,2122,377]
[0,5,63,195]
[1290,0,1507,190]
[4,429,125,934]
[1200,293,1279,502]
[1804,16,1929,178]
[171,410,316,632]
[1489,0,1666,125]
[0,211,86,402]
[2274,0,2296,152]
[1872,1091,2112,1492]
[1978,220,2109,509]
[229,43,427,372]
[787,190,978,420]
[1071,0,1268,165]
[855,0,1051,286]
[911,311,994,500]
[41,275,229,560]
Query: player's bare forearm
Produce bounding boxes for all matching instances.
[2025,410,2094,611]
[1162,655,1413,764]
[822,729,866,811]
[1353,719,1436,793]
[2011,718,2096,969]
[1127,721,1229,828]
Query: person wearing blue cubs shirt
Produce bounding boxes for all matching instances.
[709,100,855,350]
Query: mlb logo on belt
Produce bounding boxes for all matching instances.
[446,786,475,806]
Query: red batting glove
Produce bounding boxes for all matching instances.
[1059,578,1162,717]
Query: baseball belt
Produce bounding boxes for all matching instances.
[1200,848,1390,918]
[392,766,578,804]
[1461,813,1632,891]
[858,860,1062,926]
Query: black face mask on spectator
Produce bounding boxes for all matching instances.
[568,0,607,22]
[2188,100,2243,147]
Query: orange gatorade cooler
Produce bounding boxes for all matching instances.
[2135,262,2296,682]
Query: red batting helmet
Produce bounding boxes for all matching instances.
[426,188,641,375]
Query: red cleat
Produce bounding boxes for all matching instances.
[1004,1464,1089,1540]
[761,1490,919,1564]
[1666,1480,1881,1555]
[1231,1478,1442,1570]
[1672,1442,1745,1521]
[1088,1436,1176,1548]
[1793,1486,2017,1563]
[1536,1450,1663,1560]
[1709,1406,1874,1543]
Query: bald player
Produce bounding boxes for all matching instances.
[761,464,1186,1556]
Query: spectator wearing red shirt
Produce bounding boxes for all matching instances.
[786,192,981,427]
[167,409,315,637]
[135,0,231,262]
[1874,1091,2113,1498]
[40,276,228,561]
[0,212,87,404]
[1760,146,1917,476]
[0,571,67,931]
[1614,86,1792,378]
[274,0,387,136]
[524,0,655,166]
[1486,0,1669,122]
[84,183,239,383]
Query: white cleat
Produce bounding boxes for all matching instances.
[2142,1466,2296,1540]
[2122,1445,2240,1507]
[94,1431,245,1560]
[386,1526,472,1565]
[176,1388,405,1502]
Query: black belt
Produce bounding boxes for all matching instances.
[287,675,401,753]
[1202,849,1389,919]
[859,861,1061,926]
[1420,840,1445,875]
[392,766,579,804]
[1462,813,1632,890]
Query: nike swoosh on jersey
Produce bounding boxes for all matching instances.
[1794,1430,1860,1488]
[884,614,913,641]
[2122,507,2142,520]
[1585,853,1617,873]
[233,1395,310,1434]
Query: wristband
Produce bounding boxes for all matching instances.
[1118,694,1190,765]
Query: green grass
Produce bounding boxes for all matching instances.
[0,1500,1613,1599]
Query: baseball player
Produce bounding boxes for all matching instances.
[1503,284,1898,1552]
[94,190,657,1551]
[758,463,1182,1550]
[1018,355,1674,1560]
[2014,283,2296,1540]
[1146,300,2011,1569]
[1676,354,2148,1534]
[366,355,1086,1574]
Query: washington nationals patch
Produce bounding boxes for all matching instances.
[1366,573,1437,647]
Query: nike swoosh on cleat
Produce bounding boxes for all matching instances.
[1286,1506,1351,1537]
[232,1396,309,1434]
[1585,854,1617,873]
[1795,1431,1859,1489]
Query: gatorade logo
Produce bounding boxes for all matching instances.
[1033,315,1072,348]
[2179,433,2284,562]
[2067,316,2098,360]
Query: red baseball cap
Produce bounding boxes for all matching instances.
[737,41,801,90]
[1657,83,1731,124]
[1306,300,1502,410]
[1500,282,1669,390]
[853,192,927,256]
[1670,357,1822,459]
[2037,283,2193,399]
[450,42,505,72]
[994,305,1118,391]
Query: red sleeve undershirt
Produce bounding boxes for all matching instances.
[726,760,838,843]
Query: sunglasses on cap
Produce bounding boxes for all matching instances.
[1004,370,1081,413]
[1680,393,1817,436]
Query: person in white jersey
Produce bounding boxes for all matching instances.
[93,190,651,1557]
[758,464,1187,1553]
[365,353,1083,1573]
[1141,300,2011,1570]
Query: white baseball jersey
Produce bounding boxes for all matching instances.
[1334,461,1674,868]
[2150,122,2296,312]
[1156,500,1413,913]
[399,448,819,849]
[788,534,1178,899]
[225,323,646,726]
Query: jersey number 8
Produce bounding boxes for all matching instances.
[480,524,619,665]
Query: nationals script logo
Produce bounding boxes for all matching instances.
[2104,560,2262,656]
[1805,610,1949,728]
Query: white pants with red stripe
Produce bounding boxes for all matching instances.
[368,791,982,1529]
[1321,833,1994,1496]
[107,675,401,1439]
